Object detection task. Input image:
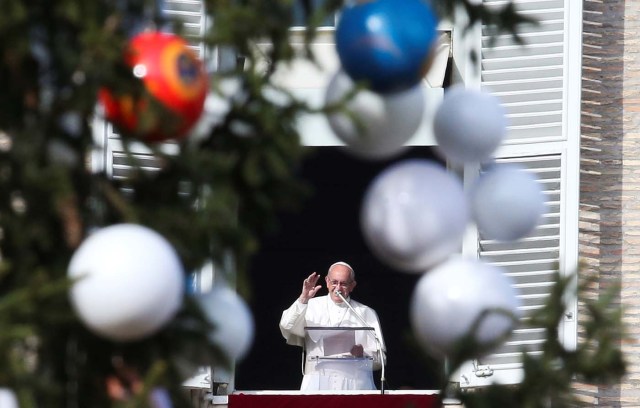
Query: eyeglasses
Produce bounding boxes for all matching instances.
[328,280,353,288]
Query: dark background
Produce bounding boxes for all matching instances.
[235,146,442,391]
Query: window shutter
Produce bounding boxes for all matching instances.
[103,137,178,180]
[459,150,567,387]
[162,0,208,58]
[162,1,218,392]
[481,0,566,144]
[457,0,581,387]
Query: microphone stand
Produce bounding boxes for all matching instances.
[335,291,386,394]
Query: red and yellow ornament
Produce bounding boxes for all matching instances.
[99,31,208,142]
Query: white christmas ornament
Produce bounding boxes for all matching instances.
[410,257,520,359]
[470,163,545,241]
[325,70,425,160]
[196,286,255,361]
[68,224,184,342]
[433,84,506,166]
[0,388,18,408]
[360,159,468,272]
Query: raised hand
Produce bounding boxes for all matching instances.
[299,272,322,304]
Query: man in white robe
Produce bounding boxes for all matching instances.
[279,261,386,391]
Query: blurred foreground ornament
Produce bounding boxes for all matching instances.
[99,31,208,142]
[433,85,506,166]
[0,389,18,408]
[325,70,425,160]
[360,159,468,272]
[335,0,439,93]
[0,129,13,152]
[470,163,545,241]
[410,257,520,359]
[68,224,184,342]
[196,286,255,361]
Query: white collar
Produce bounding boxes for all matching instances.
[327,294,350,308]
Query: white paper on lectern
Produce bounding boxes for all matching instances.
[304,327,377,357]
[323,329,356,356]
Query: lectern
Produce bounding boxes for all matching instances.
[302,326,379,391]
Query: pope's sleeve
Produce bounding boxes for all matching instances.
[279,299,308,347]
[366,307,387,371]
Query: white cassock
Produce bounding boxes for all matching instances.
[279,295,386,391]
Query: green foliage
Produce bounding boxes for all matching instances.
[0,0,623,407]
[0,0,311,405]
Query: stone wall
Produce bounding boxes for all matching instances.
[578,0,639,405]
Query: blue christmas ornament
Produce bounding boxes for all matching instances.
[336,0,439,94]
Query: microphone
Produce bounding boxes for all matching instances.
[333,289,386,394]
